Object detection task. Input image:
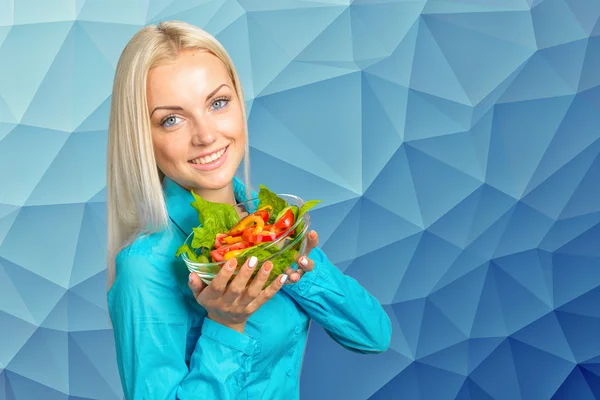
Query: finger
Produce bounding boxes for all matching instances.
[287,270,300,283]
[207,258,237,295]
[224,256,258,301]
[248,273,287,311]
[288,253,315,283]
[297,255,315,272]
[305,230,319,255]
[188,272,208,301]
[243,261,273,303]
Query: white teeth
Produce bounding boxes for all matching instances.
[191,147,226,165]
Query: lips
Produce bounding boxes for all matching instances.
[187,144,230,172]
[189,145,228,165]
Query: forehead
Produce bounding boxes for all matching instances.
[146,49,231,104]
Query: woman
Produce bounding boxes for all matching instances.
[106,20,391,399]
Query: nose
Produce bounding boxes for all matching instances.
[190,114,216,146]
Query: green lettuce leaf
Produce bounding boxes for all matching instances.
[191,226,216,250]
[190,190,240,233]
[268,247,299,279]
[235,239,302,286]
[175,243,199,262]
[298,199,321,219]
[257,185,287,223]
[188,190,240,251]
[296,199,321,235]
[236,242,279,265]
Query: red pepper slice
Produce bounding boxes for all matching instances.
[254,208,271,223]
[210,241,252,262]
[227,215,265,237]
[273,209,295,231]
[242,227,278,244]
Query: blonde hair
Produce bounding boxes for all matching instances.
[106,21,252,290]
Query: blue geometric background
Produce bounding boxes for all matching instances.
[1,0,599,399]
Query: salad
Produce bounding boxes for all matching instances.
[176,185,321,284]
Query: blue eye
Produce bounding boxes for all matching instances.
[161,115,181,128]
[211,96,231,111]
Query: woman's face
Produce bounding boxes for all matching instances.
[147,49,245,192]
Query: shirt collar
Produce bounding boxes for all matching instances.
[163,175,256,235]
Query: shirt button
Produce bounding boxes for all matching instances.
[299,282,307,291]
[294,325,301,334]
[286,368,293,376]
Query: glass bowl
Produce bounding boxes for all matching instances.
[180,194,311,285]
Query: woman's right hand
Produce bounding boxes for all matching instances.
[188,256,288,333]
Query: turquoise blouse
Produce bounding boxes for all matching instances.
[107,176,392,399]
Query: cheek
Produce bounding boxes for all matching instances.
[218,107,246,142]
[152,135,186,169]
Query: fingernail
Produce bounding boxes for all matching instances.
[279,274,288,284]
[189,273,193,284]
[310,231,316,239]
[300,257,308,267]
[248,256,257,269]
[226,260,235,270]
[263,262,272,273]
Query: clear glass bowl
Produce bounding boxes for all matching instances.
[181,194,310,285]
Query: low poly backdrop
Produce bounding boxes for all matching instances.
[1,0,599,399]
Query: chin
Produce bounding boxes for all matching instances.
[189,164,240,190]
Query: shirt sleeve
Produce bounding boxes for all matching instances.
[282,247,392,354]
[108,250,257,400]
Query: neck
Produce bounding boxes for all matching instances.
[185,182,237,205]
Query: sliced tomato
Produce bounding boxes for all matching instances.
[210,241,252,262]
[214,233,228,248]
[274,209,295,230]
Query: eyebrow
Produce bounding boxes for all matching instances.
[149,83,230,117]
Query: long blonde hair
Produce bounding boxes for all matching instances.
[106,21,252,290]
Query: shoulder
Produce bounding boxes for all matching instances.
[119,226,180,261]
[108,229,190,323]
[111,226,187,293]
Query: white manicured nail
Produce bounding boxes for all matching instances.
[300,257,308,267]
[280,274,288,284]
[248,256,257,268]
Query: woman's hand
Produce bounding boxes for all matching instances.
[188,256,288,333]
[285,230,319,283]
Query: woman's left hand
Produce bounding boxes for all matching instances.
[284,230,319,283]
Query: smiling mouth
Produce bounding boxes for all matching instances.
[188,146,228,165]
